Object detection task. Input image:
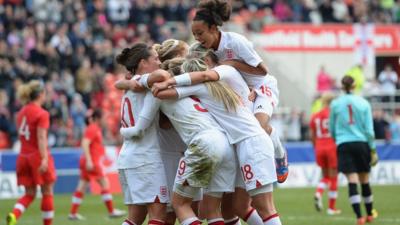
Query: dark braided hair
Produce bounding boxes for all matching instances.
[116,43,152,74]
[194,0,231,27]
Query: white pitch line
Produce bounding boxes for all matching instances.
[285,215,400,224]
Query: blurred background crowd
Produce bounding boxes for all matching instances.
[1,0,400,149]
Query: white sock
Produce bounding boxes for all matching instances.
[263,214,281,225]
[245,209,264,225]
[270,126,285,158]
[181,217,199,225]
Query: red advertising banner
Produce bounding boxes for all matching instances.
[259,24,400,53]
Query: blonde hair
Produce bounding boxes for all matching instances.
[17,80,45,105]
[161,57,185,75]
[320,92,335,107]
[183,58,241,112]
[188,42,208,59]
[153,39,188,62]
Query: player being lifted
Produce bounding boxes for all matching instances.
[6,80,56,225]
[191,0,288,183]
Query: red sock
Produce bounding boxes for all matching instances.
[328,176,338,209]
[12,194,35,219]
[316,177,330,196]
[149,219,165,225]
[208,218,225,225]
[41,194,54,225]
[70,191,84,214]
[101,190,114,213]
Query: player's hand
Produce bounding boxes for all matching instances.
[220,59,236,67]
[152,81,169,96]
[129,80,145,92]
[86,160,94,171]
[370,149,379,167]
[38,158,48,173]
[248,89,256,102]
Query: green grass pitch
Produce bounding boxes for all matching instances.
[1,185,399,225]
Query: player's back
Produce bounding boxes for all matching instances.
[330,94,371,145]
[175,84,264,144]
[84,123,105,162]
[159,97,222,145]
[16,103,49,155]
[310,108,336,149]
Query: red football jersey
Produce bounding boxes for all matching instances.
[16,103,50,155]
[310,107,336,149]
[83,123,105,163]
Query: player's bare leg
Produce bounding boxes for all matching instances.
[199,194,225,225]
[221,193,242,225]
[123,205,146,225]
[232,188,264,225]
[7,186,37,225]
[172,192,200,225]
[148,202,167,225]
[254,113,288,183]
[251,189,282,225]
[69,179,89,220]
[97,177,126,218]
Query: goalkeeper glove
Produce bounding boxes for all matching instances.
[370,149,379,167]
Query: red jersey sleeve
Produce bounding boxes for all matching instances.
[37,111,50,129]
[84,125,97,141]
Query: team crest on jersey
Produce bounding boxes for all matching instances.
[257,105,263,109]
[225,49,234,59]
[160,186,167,197]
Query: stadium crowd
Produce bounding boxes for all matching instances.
[1,0,400,149]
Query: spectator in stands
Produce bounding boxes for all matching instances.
[378,64,398,99]
[373,109,390,141]
[389,113,400,141]
[286,108,302,141]
[317,65,334,93]
[346,64,365,95]
[0,89,16,149]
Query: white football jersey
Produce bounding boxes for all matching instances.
[159,97,222,145]
[175,84,264,144]
[212,65,252,109]
[157,126,186,153]
[214,31,264,87]
[117,80,163,169]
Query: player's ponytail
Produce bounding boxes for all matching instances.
[194,0,231,27]
[341,76,355,94]
[188,42,209,59]
[182,58,241,112]
[161,57,185,75]
[154,39,188,62]
[17,80,45,105]
[116,43,152,74]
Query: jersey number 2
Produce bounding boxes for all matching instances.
[19,116,30,140]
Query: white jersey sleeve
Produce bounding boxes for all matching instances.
[175,84,208,99]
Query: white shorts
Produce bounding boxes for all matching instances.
[119,163,169,205]
[253,75,279,117]
[174,130,231,191]
[205,132,236,194]
[235,134,277,191]
[253,88,277,117]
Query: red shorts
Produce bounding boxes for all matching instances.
[79,157,105,181]
[315,146,338,169]
[16,153,57,186]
